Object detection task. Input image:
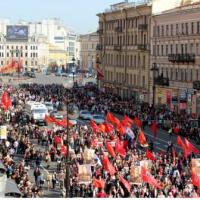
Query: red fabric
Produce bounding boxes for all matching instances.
[54,136,62,144]
[115,139,126,158]
[146,149,156,161]
[185,138,199,155]
[1,91,12,111]
[96,191,107,198]
[141,167,162,189]
[90,120,101,133]
[192,172,200,189]
[118,175,131,193]
[54,118,73,128]
[44,115,55,124]
[123,115,133,124]
[106,112,120,126]
[173,127,180,135]
[138,130,147,145]
[96,67,104,80]
[104,122,114,133]
[133,117,142,128]
[61,145,67,155]
[150,121,158,137]
[103,154,116,176]
[176,136,184,148]
[98,124,105,133]
[93,179,105,189]
[116,123,126,135]
[121,119,132,128]
[106,142,116,158]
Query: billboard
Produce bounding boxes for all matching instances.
[152,0,200,14]
[6,25,28,41]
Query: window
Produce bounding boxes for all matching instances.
[197,22,200,34]
[157,26,160,37]
[176,44,178,54]
[166,25,169,36]
[7,46,9,50]
[25,53,28,57]
[161,45,164,56]
[7,53,9,57]
[171,24,173,36]
[142,76,145,87]
[143,56,145,68]
[161,25,164,36]
[185,44,188,54]
[157,45,160,56]
[166,45,168,55]
[25,46,28,50]
[176,24,179,35]
[171,44,173,54]
[185,23,188,35]
[181,44,184,54]
[1,61,3,65]
[181,23,184,34]
[191,22,194,34]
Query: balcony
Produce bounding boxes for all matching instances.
[114,45,122,51]
[115,26,123,33]
[154,76,169,86]
[138,24,148,31]
[96,44,103,51]
[193,81,200,90]
[97,29,103,35]
[168,54,195,63]
[137,44,147,51]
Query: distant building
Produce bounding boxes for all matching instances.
[79,32,99,71]
[0,18,79,69]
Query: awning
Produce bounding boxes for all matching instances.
[5,179,22,197]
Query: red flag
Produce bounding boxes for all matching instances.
[118,175,131,193]
[103,154,116,176]
[106,112,120,126]
[1,91,12,111]
[150,121,158,137]
[123,115,133,124]
[106,142,116,158]
[93,179,105,189]
[176,136,184,148]
[121,119,132,128]
[141,167,162,189]
[173,126,180,135]
[104,122,114,133]
[133,116,142,128]
[98,124,105,133]
[90,120,101,133]
[54,136,62,144]
[115,139,126,158]
[45,115,55,124]
[138,130,147,145]
[185,138,199,155]
[146,149,156,161]
[97,67,104,80]
[116,123,126,135]
[55,118,73,128]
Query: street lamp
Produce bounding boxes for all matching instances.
[151,62,159,107]
[72,56,75,87]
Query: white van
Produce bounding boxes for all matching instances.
[24,101,48,123]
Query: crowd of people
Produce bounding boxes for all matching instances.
[0,83,199,198]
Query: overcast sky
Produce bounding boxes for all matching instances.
[0,0,122,34]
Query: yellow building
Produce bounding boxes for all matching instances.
[48,44,67,67]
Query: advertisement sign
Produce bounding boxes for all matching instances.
[78,164,92,184]
[130,160,152,184]
[0,126,7,140]
[6,26,28,41]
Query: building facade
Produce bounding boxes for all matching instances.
[97,1,151,102]
[0,18,79,69]
[150,2,200,115]
[79,32,99,71]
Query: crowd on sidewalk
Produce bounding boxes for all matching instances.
[0,83,199,198]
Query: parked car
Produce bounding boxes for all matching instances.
[44,102,54,112]
[79,110,92,120]
[92,114,105,124]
